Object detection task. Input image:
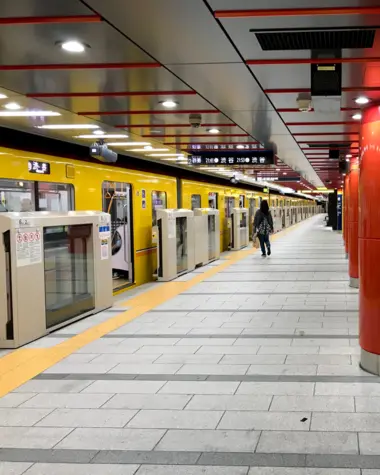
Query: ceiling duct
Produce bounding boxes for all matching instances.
[311,50,342,113]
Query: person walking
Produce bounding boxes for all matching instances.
[253,200,274,257]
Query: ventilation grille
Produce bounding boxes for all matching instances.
[255,28,375,51]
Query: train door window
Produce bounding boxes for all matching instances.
[102,181,133,291]
[225,197,235,218]
[152,191,167,226]
[208,192,218,209]
[0,179,35,212]
[239,195,245,208]
[37,183,74,211]
[191,194,201,210]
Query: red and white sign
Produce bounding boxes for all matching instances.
[16,227,42,267]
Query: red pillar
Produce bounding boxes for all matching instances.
[343,175,349,257]
[348,163,359,288]
[359,105,380,374]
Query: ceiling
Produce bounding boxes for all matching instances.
[0,0,376,190]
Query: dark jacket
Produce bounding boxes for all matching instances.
[254,209,274,234]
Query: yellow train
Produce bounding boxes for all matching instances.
[0,144,318,293]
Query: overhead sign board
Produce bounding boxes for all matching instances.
[28,160,50,175]
[188,150,275,166]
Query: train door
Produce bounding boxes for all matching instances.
[248,198,255,239]
[239,194,245,208]
[224,196,235,250]
[102,181,133,291]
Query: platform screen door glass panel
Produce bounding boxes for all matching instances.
[176,217,188,274]
[191,194,201,210]
[0,179,35,212]
[44,225,95,329]
[208,215,216,261]
[152,191,167,226]
[102,182,133,291]
[37,183,74,211]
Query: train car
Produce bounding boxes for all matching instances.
[0,144,319,294]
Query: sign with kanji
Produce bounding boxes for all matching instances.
[28,160,51,175]
[188,150,275,166]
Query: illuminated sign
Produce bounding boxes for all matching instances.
[188,150,275,166]
[28,160,50,175]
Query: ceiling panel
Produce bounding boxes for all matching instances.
[0,0,91,16]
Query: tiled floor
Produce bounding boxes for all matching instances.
[2,214,376,474]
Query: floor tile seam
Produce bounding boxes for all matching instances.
[98,334,359,339]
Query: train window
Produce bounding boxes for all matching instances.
[0,179,35,212]
[225,197,235,218]
[239,195,245,208]
[208,192,218,209]
[152,191,167,226]
[37,182,74,212]
[191,194,201,210]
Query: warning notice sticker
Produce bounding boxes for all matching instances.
[15,227,43,267]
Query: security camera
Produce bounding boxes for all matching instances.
[90,142,118,163]
[230,174,239,185]
[189,113,202,128]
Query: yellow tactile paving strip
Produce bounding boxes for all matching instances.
[0,224,298,398]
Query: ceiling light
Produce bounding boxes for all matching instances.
[148,153,184,157]
[345,158,350,162]
[236,145,245,149]
[0,110,60,117]
[4,102,22,110]
[160,100,178,109]
[75,134,128,139]
[283,172,287,175]
[355,96,369,105]
[150,130,162,133]
[346,154,352,158]
[144,145,154,150]
[93,129,105,135]
[108,142,151,146]
[129,148,170,152]
[0,94,7,99]
[208,128,220,134]
[276,168,280,171]
[61,40,86,53]
[352,113,362,120]
[37,124,99,130]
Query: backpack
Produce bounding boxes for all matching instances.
[258,215,271,235]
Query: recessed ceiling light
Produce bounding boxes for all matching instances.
[108,142,151,146]
[355,96,369,105]
[129,148,169,152]
[0,94,8,99]
[352,113,362,120]
[276,168,280,171]
[0,110,60,117]
[151,130,162,133]
[346,154,352,158]
[93,129,105,135]
[236,145,245,149]
[144,145,154,150]
[61,40,86,53]
[37,124,99,130]
[75,134,128,139]
[283,172,287,175]
[4,102,22,110]
[160,100,178,109]
[148,153,184,157]
[208,128,220,134]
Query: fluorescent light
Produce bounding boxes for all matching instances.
[160,100,178,109]
[0,94,8,99]
[61,40,86,53]
[107,142,151,146]
[352,113,362,120]
[208,128,220,134]
[144,145,154,150]
[0,110,60,117]
[128,148,169,152]
[37,124,99,130]
[276,168,280,171]
[75,134,128,139]
[93,129,105,135]
[148,153,184,157]
[283,172,287,175]
[355,96,369,105]
[236,145,245,149]
[4,102,22,110]
[346,154,352,158]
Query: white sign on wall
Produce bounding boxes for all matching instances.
[15,227,42,267]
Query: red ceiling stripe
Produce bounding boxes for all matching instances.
[115,123,236,128]
[78,109,219,116]
[278,107,358,112]
[27,90,196,98]
[214,6,380,17]
[265,86,380,93]
[293,132,359,136]
[247,57,380,66]
[0,15,102,24]
[298,140,358,144]
[168,141,260,145]
[287,121,357,126]
[142,134,248,138]
[0,62,160,71]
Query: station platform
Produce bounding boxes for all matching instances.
[0,214,373,474]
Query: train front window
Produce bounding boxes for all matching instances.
[0,179,35,212]
[37,183,74,211]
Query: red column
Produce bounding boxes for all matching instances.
[343,175,350,257]
[359,105,380,374]
[348,163,359,288]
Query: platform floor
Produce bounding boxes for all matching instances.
[2,214,377,474]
